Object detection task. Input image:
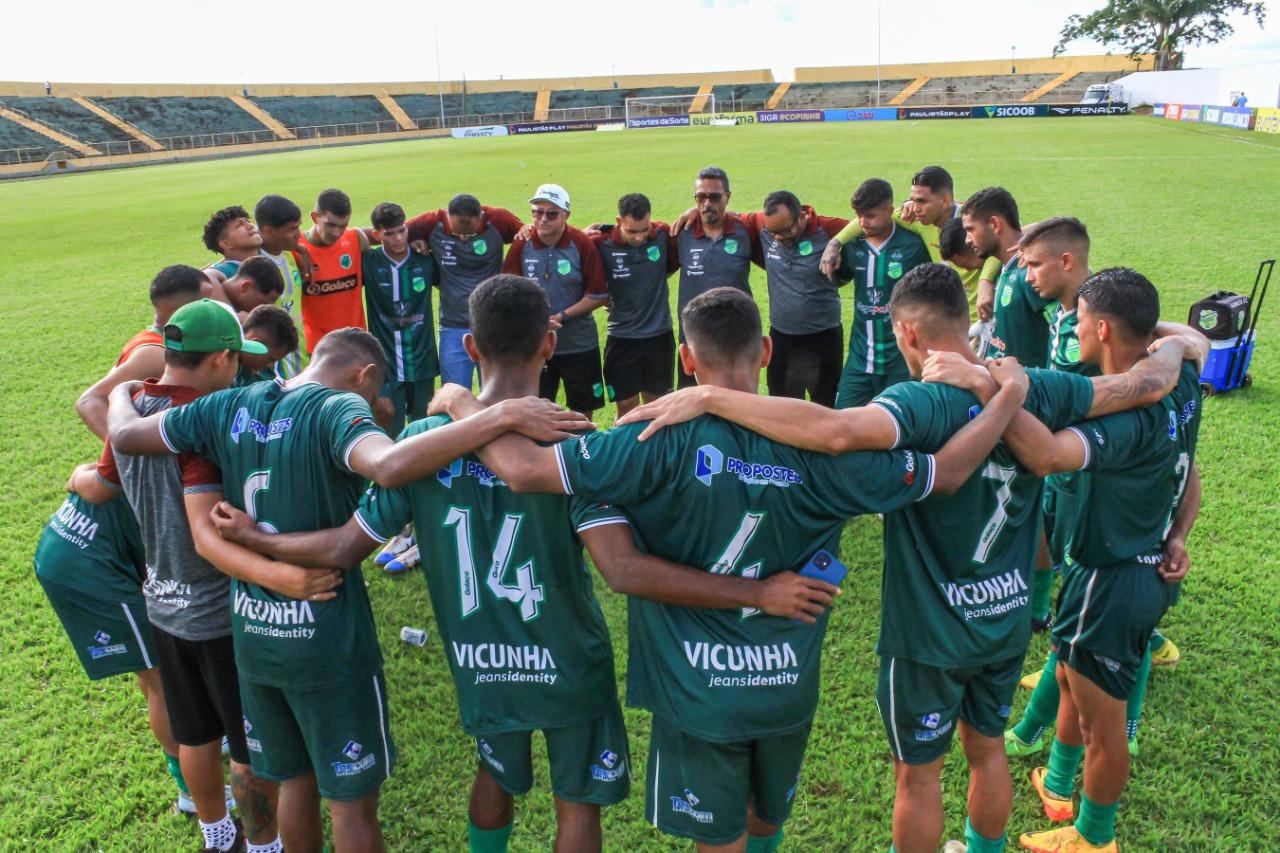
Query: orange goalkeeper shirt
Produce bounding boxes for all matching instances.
[297,229,366,353]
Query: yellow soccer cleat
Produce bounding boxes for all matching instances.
[1149,637,1180,668]
[1029,767,1075,822]
[1019,825,1118,852]
[1020,668,1045,690]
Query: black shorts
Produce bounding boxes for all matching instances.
[540,348,604,413]
[603,332,675,401]
[767,326,843,407]
[152,628,251,763]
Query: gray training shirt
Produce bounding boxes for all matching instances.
[595,226,676,339]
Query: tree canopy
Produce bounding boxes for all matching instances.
[1055,0,1267,70]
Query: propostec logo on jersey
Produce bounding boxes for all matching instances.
[590,748,627,782]
[331,740,377,777]
[694,444,802,487]
[671,788,714,824]
[230,407,293,445]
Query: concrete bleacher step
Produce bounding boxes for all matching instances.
[765,82,790,109]
[376,92,415,130]
[1023,70,1079,102]
[889,77,929,105]
[533,89,551,121]
[689,84,714,113]
[69,95,163,150]
[229,95,295,140]
[0,106,99,156]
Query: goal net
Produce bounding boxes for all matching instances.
[624,93,715,123]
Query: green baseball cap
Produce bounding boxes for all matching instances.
[164,299,269,354]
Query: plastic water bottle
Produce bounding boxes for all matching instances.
[400,626,428,646]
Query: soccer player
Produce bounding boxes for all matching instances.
[76,264,211,440]
[833,179,932,409]
[614,267,1200,853]
[363,202,439,436]
[297,188,371,354]
[106,325,591,853]
[217,256,285,317]
[592,192,679,416]
[407,194,523,389]
[434,286,1030,853]
[203,205,264,277]
[997,269,1202,853]
[252,194,310,378]
[207,274,839,853]
[100,299,280,853]
[502,183,609,418]
[672,166,757,388]
[961,187,1053,367]
[235,304,299,386]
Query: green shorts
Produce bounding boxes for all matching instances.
[37,575,155,680]
[876,654,1024,765]
[379,378,434,437]
[239,671,396,801]
[835,362,910,409]
[475,700,630,805]
[645,715,810,846]
[1052,561,1175,700]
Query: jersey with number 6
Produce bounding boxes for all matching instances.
[355,415,624,735]
[871,371,1094,666]
[1064,362,1202,571]
[158,381,387,688]
[554,417,935,742]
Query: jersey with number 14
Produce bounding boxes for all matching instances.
[158,380,386,688]
[555,417,934,742]
[872,370,1094,666]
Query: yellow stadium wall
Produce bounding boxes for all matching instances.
[794,54,1154,82]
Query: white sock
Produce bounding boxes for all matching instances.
[247,838,283,853]
[199,814,237,851]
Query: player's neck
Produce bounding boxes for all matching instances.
[475,364,542,404]
[1060,270,1091,309]
[864,229,891,249]
[921,335,980,365]
[305,227,336,248]
[223,246,257,262]
[700,218,724,239]
[383,245,409,262]
[159,366,222,394]
[997,231,1022,261]
[692,367,759,395]
[1100,341,1150,375]
[260,238,289,256]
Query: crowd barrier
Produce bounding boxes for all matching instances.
[1155,102,1271,133]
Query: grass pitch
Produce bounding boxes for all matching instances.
[2,116,1278,851]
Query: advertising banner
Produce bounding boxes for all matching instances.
[507,119,608,134]
[690,111,757,126]
[823,107,899,122]
[1154,103,1166,117]
[451,125,508,138]
[626,115,691,129]
[897,106,971,120]
[1178,105,1203,122]
[1045,104,1130,117]
[971,104,1048,119]
[1255,107,1280,134]
[1201,105,1255,130]
[755,109,824,123]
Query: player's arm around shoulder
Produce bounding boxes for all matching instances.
[931,358,1029,494]
[105,381,170,455]
[76,347,166,440]
[210,499,377,570]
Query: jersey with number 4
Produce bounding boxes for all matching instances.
[355,415,625,735]
[159,380,387,688]
[555,417,934,742]
[872,371,1094,666]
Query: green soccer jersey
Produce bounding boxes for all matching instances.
[872,370,1094,666]
[989,256,1054,368]
[34,493,146,600]
[1048,304,1095,376]
[1064,362,1202,571]
[839,226,932,375]
[361,248,440,384]
[355,415,624,735]
[554,417,935,742]
[159,380,387,688]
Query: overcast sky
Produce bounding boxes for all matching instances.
[2,0,1275,85]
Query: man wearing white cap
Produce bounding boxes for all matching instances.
[502,184,609,418]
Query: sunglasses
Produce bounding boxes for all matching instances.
[530,208,563,221]
[694,192,725,203]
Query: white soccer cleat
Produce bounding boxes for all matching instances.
[385,543,421,573]
[375,527,415,567]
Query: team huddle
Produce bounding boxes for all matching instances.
[35,163,1208,853]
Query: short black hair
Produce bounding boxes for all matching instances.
[911,165,954,196]
[448,194,483,217]
[618,193,651,220]
[938,218,972,261]
[960,187,1021,231]
[235,256,285,296]
[888,264,970,327]
[1019,216,1090,257]
[682,287,762,369]
[150,265,207,307]
[312,327,387,381]
[852,179,893,213]
[697,166,730,191]
[1078,267,1160,340]
[370,202,406,231]
[202,205,251,254]
[243,304,299,354]
[254,195,301,229]
[316,188,352,218]
[763,190,802,221]
[469,275,551,365]
[165,348,223,370]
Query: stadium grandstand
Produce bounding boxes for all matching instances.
[0,54,1147,176]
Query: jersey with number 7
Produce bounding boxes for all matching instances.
[870,370,1094,667]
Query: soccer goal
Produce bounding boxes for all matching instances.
[624,93,715,123]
